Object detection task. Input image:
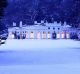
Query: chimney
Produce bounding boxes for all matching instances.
[19,21,23,28]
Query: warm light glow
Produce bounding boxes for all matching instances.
[61,32,65,39]
[30,32,34,39]
[66,32,70,39]
[37,32,41,39]
[57,32,60,39]
[42,32,46,39]
[26,32,28,39]
[47,32,51,39]
[8,32,14,39]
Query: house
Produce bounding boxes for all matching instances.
[8,21,77,39]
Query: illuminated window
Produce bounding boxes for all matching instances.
[53,27,55,30]
[42,32,46,39]
[57,32,60,39]
[48,32,50,39]
[26,32,28,39]
[61,32,65,39]
[30,32,34,39]
[37,32,41,39]
[66,32,70,39]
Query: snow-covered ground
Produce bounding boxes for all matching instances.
[0,39,80,51]
[0,39,80,74]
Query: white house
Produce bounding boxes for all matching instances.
[8,21,77,39]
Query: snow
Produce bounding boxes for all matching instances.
[0,39,80,51]
[0,39,80,74]
[0,64,80,74]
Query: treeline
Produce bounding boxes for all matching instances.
[0,0,8,31]
[1,0,80,28]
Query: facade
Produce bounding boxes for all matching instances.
[8,21,78,39]
[77,28,80,40]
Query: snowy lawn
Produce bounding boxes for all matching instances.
[0,39,80,74]
[0,39,80,51]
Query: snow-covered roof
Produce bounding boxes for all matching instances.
[11,21,71,29]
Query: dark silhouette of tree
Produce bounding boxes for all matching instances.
[0,0,8,31]
[4,0,80,28]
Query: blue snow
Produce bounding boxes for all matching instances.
[0,39,80,74]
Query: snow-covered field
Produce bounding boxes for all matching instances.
[0,39,80,51]
[0,39,80,74]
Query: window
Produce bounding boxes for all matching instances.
[58,28,60,30]
[37,32,41,39]
[48,32,50,39]
[48,27,50,29]
[42,32,46,39]
[30,32,34,39]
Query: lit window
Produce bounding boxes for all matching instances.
[42,32,46,39]
[37,32,41,39]
[30,32,34,39]
[48,27,50,29]
[48,32,50,39]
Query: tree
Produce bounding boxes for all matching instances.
[4,0,80,28]
[0,0,8,31]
